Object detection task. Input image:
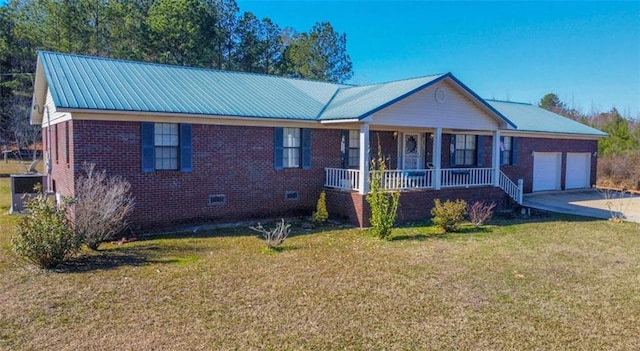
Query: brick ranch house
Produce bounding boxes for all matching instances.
[30,51,606,231]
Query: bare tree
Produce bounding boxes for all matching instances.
[70,163,135,250]
[4,95,41,166]
[250,219,291,250]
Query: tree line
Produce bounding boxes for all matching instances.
[0,0,353,153]
[1,1,636,189]
[539,93,640,190]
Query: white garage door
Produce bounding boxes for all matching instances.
[565,153,591,189]
[533,152,562,192]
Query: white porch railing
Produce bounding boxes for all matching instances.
[373,169,433,190]
[324,167,523,204]
[499,171,524,204]
[325,168,360,190]
[440,168,494,188]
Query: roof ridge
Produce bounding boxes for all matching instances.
[349,73,448,89]
[315,87,342,119]
[37,50,345,87]
[485,98,533,106]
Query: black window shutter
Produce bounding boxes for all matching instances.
[302,128,312,170]
[476,135,484,167]
[499,136,505,165]
[449,134,456,167]
[180,124,192,172]
[141,122,155,173]
[341,130,349,168]
[274,127,283,170]
[512,137,519,165]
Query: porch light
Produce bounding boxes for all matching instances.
[393,131,398,139]
[593,151,598,158]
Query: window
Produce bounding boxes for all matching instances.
[454,134,476,166]
[141,122,192,173]
[274,128,311,170]
[500,136,518,165]
[283,127,301,168]
[348,130,359,167]
[501,136,512,165]
[154,123,179,170]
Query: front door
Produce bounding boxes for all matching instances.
[403,133,420,170]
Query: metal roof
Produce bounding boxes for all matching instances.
[318,74,446,120]
[486,100,608,137]
[35,52,606,137]
[40,51,341,120]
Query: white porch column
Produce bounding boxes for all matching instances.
[433,127,442,190]
[493,130,501,186]
[358,123,370,194]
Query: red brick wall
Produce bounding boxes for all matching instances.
[47,119,598,230]
[372,131,398,168]
[42,121,75,197]
[65,120,343,231]
[326,187,510,227]
[325,190,366,225]
[500,137,598,193]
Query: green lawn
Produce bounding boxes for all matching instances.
[0,159,44,175]
[1,177,639,350]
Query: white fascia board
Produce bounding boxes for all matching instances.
[30,59,48,125]
[65,109,340,129]
[499,130,606,140]
[319,118,360,124]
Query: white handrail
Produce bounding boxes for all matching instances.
[325,168,360,191]
[325,168,523,205]
[440,168,494,187]
[498,171,523,204]
[371,169,433,190]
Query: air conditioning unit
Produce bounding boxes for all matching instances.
[10,174,48,214]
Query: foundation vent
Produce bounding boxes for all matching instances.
[285,191,299,201]
[208,194,226,205]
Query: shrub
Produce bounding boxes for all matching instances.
[467,201,496,228]
[597,188,629,223]
[431,199,467,233]
[71,163,135,250]
[597,152,640,191]
[312,191,329,225]
[366,142,400,240]
[12,193,81,269]
[250,219,291,250]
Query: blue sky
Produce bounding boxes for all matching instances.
[238,0,640,118]
[1,0,637,117]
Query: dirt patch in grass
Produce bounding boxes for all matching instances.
[1,212,639,349]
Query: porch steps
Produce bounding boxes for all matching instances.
[498,171,523,205]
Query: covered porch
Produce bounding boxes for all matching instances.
[317,75,525,227]
[323,124,523,205]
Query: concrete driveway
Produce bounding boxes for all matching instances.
[522,189,640,223]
